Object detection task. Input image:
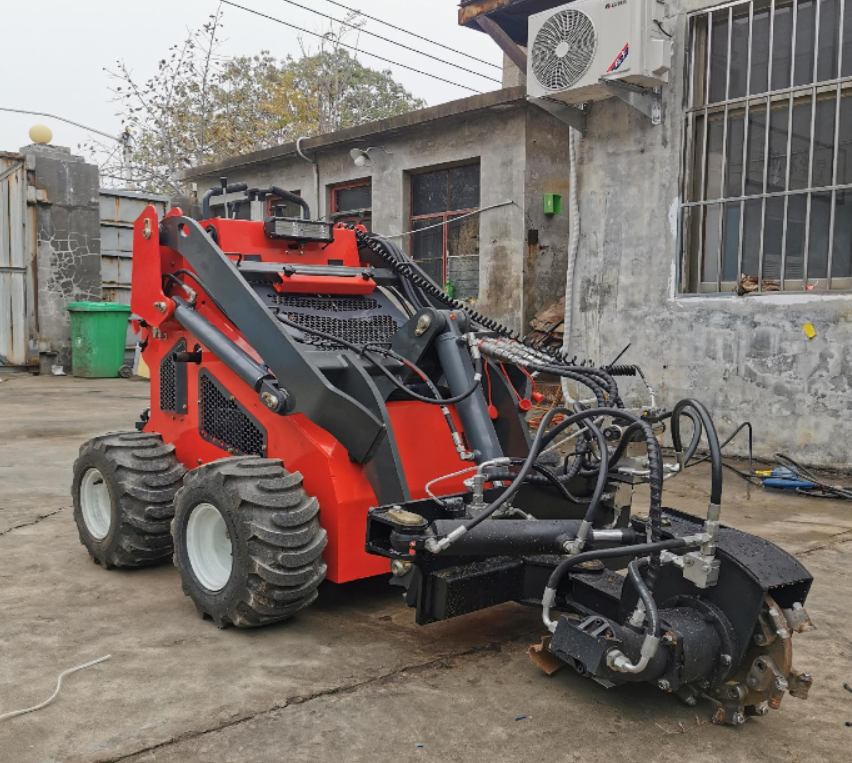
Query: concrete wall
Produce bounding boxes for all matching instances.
[192,104,536,333]
[567,0,852,468]
[26,145,102,372]
[523,108,573,328]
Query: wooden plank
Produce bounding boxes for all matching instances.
[8,167,27,363]
[8,168,24,267]
[25,200,38,365]
[476,15,527,72]
[0,169,10,362]
[0,163,9,267]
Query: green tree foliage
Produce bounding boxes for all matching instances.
[94,7,424,193]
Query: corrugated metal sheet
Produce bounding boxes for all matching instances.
[99,189,169,347]
[0,153,37,367]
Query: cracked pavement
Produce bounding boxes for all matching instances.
[1,376,851,763]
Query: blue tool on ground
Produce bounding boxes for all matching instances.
[763,466,815,491]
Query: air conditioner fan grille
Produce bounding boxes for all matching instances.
[531,9,597,91]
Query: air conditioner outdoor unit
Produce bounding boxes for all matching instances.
[527,0,672,105]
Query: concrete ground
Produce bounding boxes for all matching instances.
[1,375,851,763]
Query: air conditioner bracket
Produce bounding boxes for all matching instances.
[597,79,662,125]
[526,96,587,136]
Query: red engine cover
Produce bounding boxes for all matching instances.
[136,209,472,584]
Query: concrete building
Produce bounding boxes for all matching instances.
[460,0,852,469]
[180,88,575,335]
[182,0,852,469]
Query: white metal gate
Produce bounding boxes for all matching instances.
[0,153,36,368]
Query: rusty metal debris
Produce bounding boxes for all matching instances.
[528,636,567,676]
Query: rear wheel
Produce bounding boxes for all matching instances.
[172,457,327,628]
[72,432,186,567]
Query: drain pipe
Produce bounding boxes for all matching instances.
[561,126,580,403]
[296,136,320,218]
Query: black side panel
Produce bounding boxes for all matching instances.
[160,338,187,413]
[198,370,267,457]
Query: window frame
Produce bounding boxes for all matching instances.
[408,162,481,287]
[680,0,852,295]
[266,190,303,220]
[329,178,372,228]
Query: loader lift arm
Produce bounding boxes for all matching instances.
[158,214,410,504]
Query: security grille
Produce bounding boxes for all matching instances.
[282,312,400,347]
[159,338,187,412]
[682,0,852,293]
[198,371,266,456]
[531,9,598,90]
[272,295,381,311]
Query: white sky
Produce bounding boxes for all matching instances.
[0,0,503,154]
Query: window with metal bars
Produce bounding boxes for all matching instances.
[409,163,481,300]
[681,0,852,293]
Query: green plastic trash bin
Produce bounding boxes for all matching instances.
[66,302,131,378]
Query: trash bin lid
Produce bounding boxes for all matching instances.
[66,301,131,312]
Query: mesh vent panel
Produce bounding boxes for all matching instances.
[531,10,597,90]
[160,354,176,411]
[199,372,266,456]
[159,338,186,412]
[283,312,399,348]
[272,295,381,311]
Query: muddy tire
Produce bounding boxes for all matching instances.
[72,432,186,568]
[172,457,327,628]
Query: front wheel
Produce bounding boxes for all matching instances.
[172,457,327,628]
[71,432,185,568]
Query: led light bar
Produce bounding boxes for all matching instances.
[264,216,334,243]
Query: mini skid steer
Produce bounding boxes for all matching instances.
[71,183,814,725]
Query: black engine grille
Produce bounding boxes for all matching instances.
[282,312,399,347]
[272,294,381,312]
[198,372,266,456]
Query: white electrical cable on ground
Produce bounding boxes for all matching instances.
[0,655,111,723]
[561,126,581,404]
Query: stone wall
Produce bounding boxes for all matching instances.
[26,145,102,372]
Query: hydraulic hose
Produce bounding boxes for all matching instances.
[627,557,660,637]
[201,182,248,219]
[609,409,701,470]
[428,406,632,554]
[540,537,697,633]
[354,229,587,367]
[275,313,484,406]
[542,408,664,544]
[671,399,722,506]
[490,460,591,505]
[369,348,483,406]
[269,186,311,220]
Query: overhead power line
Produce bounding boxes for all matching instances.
[321,0,502,70]
[0,107,120,142]
[221,1,485,93]
[274,0,501,83]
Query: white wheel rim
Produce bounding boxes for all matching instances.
[186,502,233,592]
[80,468,112,540]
